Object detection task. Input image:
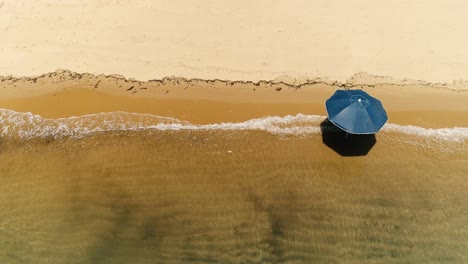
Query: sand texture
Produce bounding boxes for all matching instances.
[2,1,468,83]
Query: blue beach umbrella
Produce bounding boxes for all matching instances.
[325,89,388,134]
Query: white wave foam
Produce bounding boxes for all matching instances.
[382,124,468,142]
[155,114,324,135]
[0,109,324,139]
[0,109,467,142]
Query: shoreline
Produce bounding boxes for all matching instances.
[1,70,468,128]
[2,70,468,94]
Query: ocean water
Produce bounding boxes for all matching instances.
[0,109,467,263]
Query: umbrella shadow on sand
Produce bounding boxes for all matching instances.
[320,118,376,156]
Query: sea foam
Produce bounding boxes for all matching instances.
[0,109,467,142]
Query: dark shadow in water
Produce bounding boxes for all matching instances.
[320,119,376,156]
[87,187,135,264]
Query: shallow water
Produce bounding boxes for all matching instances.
[0,112,467,263]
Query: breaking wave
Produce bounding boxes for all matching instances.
[0,109,467,142]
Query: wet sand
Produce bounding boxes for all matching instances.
[1,70,468,127]
[0,72,468,263]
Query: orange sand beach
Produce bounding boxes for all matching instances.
[1,70,467,128]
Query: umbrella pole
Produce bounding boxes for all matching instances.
[345,132,349,140]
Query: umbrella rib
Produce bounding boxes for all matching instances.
[326,99,353,118]
[328,103,359,133]
[328,101,354,120]
[360,106,374,132]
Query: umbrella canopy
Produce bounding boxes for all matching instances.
[325,89,388,134]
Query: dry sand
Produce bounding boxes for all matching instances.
[2,1,468,84]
